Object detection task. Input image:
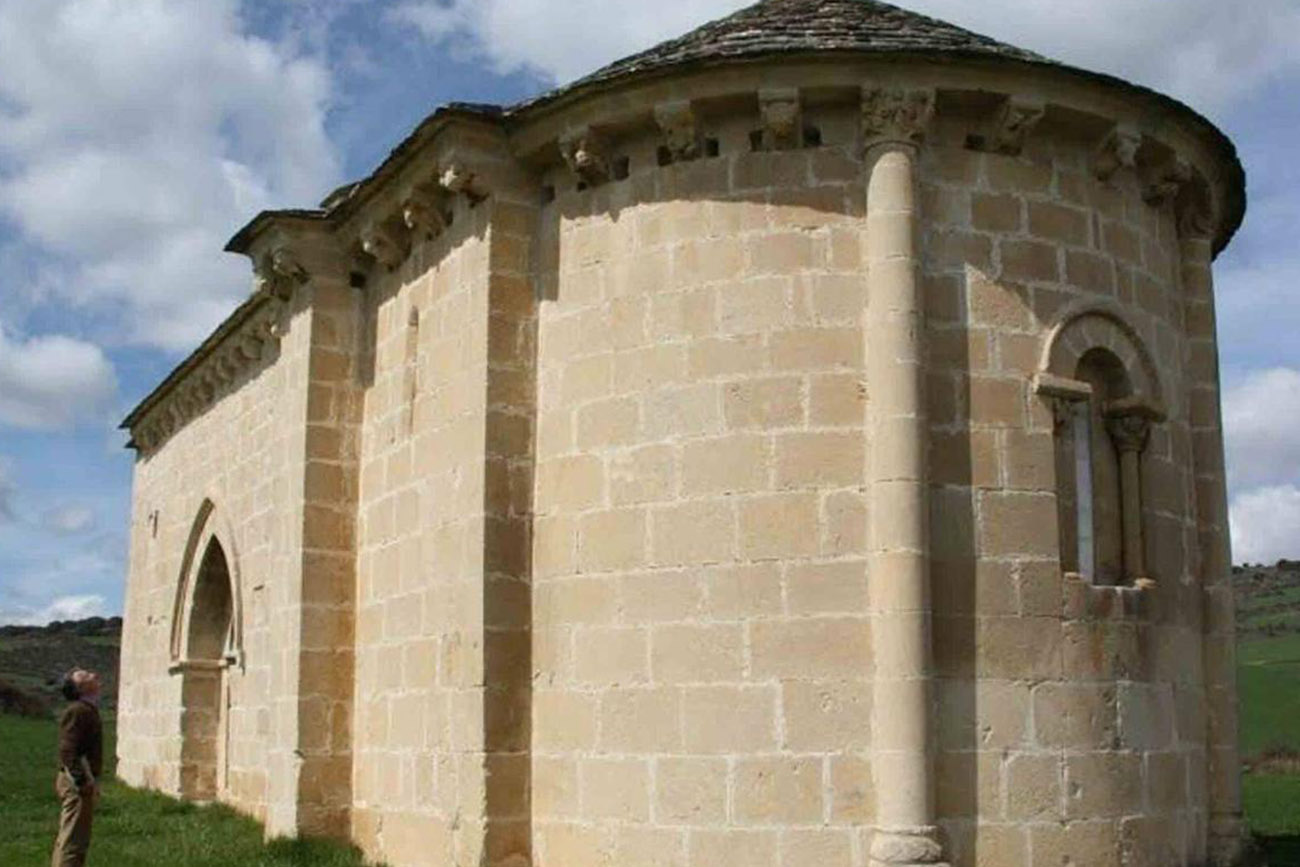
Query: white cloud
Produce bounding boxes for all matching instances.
[389,0,750,84]
[44,505,96,536]
[0,594,108,627]
[0,457,13,523]
[0,0,341,351]
[1223,367,1300,493]
[1231,485,1300,565]
[0,326,117,430]
[907,0,1300,115]
[389,0,1300,113]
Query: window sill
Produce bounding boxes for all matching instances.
[1062,572,1157,622]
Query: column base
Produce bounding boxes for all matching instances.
[1209,816,1261,867]
[1206,821,1268,867]
[870,828,948,867]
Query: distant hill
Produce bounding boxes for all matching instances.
[1236,561,1300,639]
[0,616,121,717]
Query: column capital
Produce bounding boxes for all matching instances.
[1104,398,1162,453]
[862,86,934,150]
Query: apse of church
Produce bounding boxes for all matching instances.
[117,2,1248,865]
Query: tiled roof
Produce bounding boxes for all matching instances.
[524,0,1051,109]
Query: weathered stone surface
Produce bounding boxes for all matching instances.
[117,1,1246,865]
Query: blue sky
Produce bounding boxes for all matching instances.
[0,0,1297,624]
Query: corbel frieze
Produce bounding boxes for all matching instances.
[360,219,408,270]
[402,185,450,239]
[559,127,611,186]
[1140,153,1192,206]
[758,88,802,151]
[991,95,1046,156]
[1177,197,1216,241]
[130,286,293,454]
[1092,123,1142,181]
[439,161,488,202]
[1174,165,1216,241]
[654,100,699,161]
[252,246,307,306]
[862,86,935,149]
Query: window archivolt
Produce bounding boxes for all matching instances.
[1035,305,1164,587]
[170,498,244,668]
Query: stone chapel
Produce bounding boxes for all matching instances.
[116,1,1250,865]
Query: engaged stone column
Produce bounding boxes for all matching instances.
[1105,407,1154,582]
[1181,215,1246,864]
[862,87,946,867]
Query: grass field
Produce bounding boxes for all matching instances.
[1238,634,1300,758]
[1238,630,1300,862]
[0,714,378,867]
[1,622,1296,863]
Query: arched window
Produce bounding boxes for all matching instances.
[1036,306,1165,586]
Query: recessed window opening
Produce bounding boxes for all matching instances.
[1054,346,1155,587]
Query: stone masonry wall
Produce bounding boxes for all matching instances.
[118,297,317,822]
[350,209,495,865]
[529,105,882,867]
[118,69,1235,867]
[920,123,1205,867]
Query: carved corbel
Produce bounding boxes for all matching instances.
[654,100,699,161]
[1092,123,1142,182]
[1175,167,1216,240]
[239,332,265,361]
[759,88,802,151]
[862,86,935,149]
[360,220,408,270]
[440,162,486,202]
[559,127,611,186]
[253,245,309,301]
[1141,153,1191,206]
[1177,199,1215,241]
[992,96,1046,156]
[136,426,157,452]
[402,186,449,239]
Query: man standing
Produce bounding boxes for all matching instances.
[52,669,103,867]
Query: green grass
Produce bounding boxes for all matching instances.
[1239,635,1300,757]
[1239,632,1300,854]
[1244,775,1300,836]
[1239,585,1300,614]
[0,714,378,867]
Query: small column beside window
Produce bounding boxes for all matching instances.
[1104,400,1160,585]
[1039,364,1163,587]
